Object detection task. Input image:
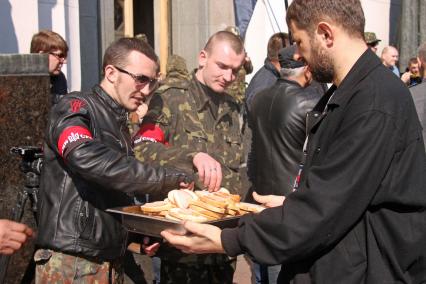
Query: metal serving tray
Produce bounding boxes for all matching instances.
[107,206,240,238]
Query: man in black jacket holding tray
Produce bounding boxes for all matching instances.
[161,0,426,283]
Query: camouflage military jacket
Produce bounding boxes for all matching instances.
[133,74,244,195]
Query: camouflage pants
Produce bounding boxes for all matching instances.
[160,259,235,284]
[34,249,124,284]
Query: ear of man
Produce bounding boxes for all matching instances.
[104,65,118,83]
[198,50,208,69]
[317,22,334,48]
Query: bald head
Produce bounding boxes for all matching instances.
[204,31,245,55]
[381,46,399,68]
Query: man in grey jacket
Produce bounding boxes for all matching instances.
[410,42,426,148]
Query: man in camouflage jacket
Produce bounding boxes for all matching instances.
[133,33,246,196]
[133,31,247,283]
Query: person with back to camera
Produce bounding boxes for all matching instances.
[247,45,322,284]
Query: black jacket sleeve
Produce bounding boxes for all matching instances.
[222,109,399,265]
[47,96,187,196]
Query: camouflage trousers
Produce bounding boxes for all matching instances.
[34,249,124,284]
[160,259,236,284]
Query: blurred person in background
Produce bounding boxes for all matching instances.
[30,30,68,105]
[364,31,381,53]
[410,42,426,148]
[401,57,422,87]
[381,45,400,77]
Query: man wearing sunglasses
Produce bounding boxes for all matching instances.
[34,38,191,283]
[30,30,69,105]
[133,31,246,284]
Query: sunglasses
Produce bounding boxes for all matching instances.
[114,66,159,90]
[49,52,66,61]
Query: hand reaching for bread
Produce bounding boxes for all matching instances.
[193,152,222,192]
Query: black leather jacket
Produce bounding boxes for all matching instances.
[37,85,189,260]
[247,78,321,197]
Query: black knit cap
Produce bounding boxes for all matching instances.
[278,45,305,69]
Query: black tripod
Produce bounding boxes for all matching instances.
[0,146,42,284]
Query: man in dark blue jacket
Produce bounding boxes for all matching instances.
[162,0,426,283]
[245,32,287,110]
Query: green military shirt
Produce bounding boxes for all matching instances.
[134,73,244,195]
[133,73,242,267]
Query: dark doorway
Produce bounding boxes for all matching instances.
[134,0,155,48]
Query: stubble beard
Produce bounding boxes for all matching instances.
[308,39,335,83]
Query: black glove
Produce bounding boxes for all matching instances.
[162,167,194,190]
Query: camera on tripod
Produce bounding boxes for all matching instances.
[10,146,44,176]
[0,146,44,282]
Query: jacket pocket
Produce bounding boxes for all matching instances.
[75,200,95,241]
[223,132,243,170]
[183,123,209,152]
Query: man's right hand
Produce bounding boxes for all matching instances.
[163,167,194,191]
[0,219,33,255]
[193,153,222,192]
[401,72,411,84]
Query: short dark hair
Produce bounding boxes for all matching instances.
[102,37,159,71]
[267,32,288,61]
[30,30,68,56]
[286,0,365,39]
[408,57,418,67]
[204,31,245,55]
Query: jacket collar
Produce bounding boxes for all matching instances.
[189,72,233,116]
[92,84,128,121]
[313,48,381,113]
[264,58,281,78]
[276,77,303,88]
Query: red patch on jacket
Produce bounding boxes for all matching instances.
[70,99,85,113]
[134,123,167,145]
[57,126,93,156]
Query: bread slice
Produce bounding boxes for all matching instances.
[141,201,172,213]
[237,202,266,213]
[213,191,241,203]
[218,187,230,194]
[190,200,226,214]
[167,208,209,223]
[189,204,224,220]
[167,189,198,209]
[224,207,238,216]
[199,194,228,208]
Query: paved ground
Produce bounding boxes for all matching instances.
[125,254,253,284]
